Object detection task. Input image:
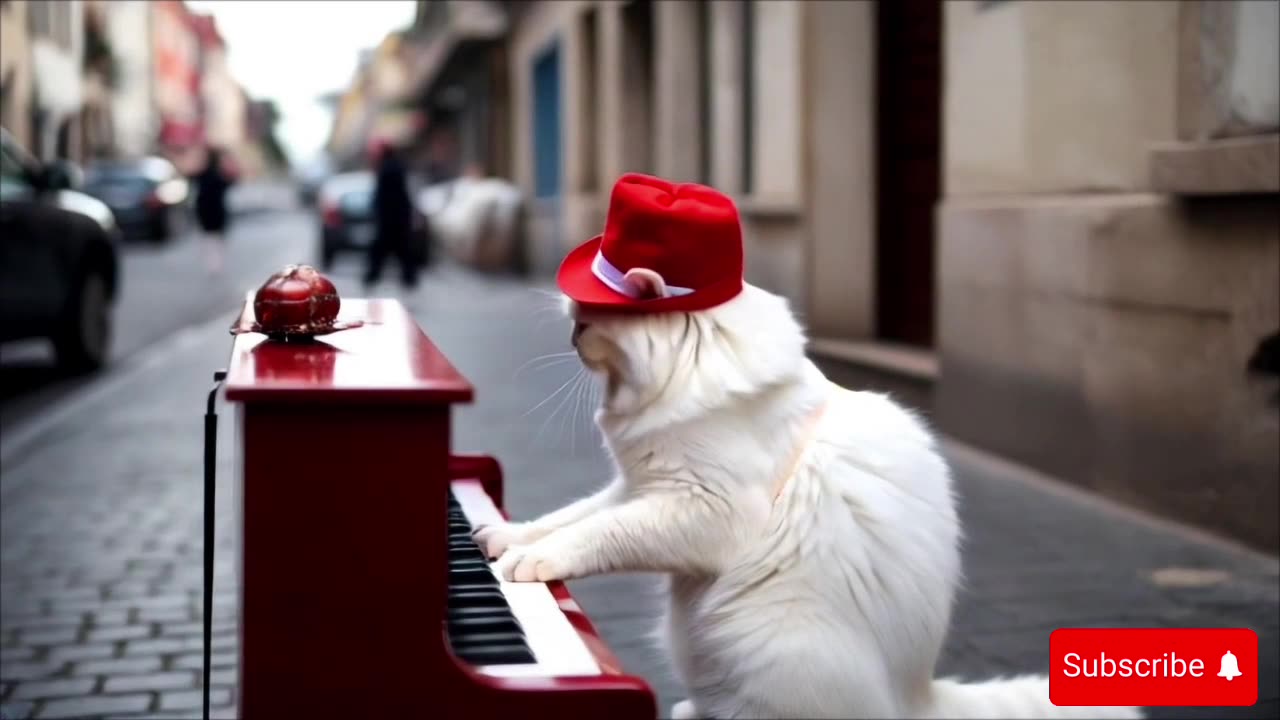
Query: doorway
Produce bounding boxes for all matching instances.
[620,0,655,173]
[874,0,941,348]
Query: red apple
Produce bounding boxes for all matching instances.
[254,264,341,333]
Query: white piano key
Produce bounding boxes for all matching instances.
[450,481,601,678]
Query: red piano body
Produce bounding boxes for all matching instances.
[223,297,656,719]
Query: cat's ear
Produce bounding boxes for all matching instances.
[623,268,669,300]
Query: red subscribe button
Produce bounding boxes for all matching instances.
[1051,628,1258,707]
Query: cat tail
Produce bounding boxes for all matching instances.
[924,675,1143,719]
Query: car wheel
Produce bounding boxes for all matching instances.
[53,266,112,372]
[151,211,170,244]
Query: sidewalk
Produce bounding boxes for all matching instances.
[1,264,1276,719]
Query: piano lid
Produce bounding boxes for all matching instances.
[224,294,474,405]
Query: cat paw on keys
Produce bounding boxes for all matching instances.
[493,542,577,583]
[471,522,547,559]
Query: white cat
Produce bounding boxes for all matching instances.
[475,274,1140,720]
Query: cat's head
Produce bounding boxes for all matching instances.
[564,277,808,430]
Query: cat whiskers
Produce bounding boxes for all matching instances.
[563,369,603,456]
[535,367,585,447]
[524,368,584,418]
[568,367,585,455]
[514,350,580,378]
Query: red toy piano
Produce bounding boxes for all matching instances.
[206,296,656,719]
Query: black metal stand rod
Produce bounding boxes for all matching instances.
[203,370,226,720]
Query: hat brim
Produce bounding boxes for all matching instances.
[556,236,693,314]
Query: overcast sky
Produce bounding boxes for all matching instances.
[186,0,416,166]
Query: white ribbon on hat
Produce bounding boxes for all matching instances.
[591,250,695,298]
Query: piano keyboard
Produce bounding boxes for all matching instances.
[446,481,602,678]
[446,490,537,666]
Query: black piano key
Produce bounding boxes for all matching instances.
[453,645,536,666]
[449,567,497,585]
[447,585,505,596]
[447,632,528,648]
[448,591,509,608]
[447,615,523,634]
[448,582,500,593]
[449,548,488,563]
[448,605,517,620]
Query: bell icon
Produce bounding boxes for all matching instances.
[1217,650,1243,681]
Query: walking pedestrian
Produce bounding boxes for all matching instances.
[364,142,419,290]
[195,146,234,273]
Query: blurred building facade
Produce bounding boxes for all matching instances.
[326,49,377,168]
[3,0,138,163]
[191,11,263,176]
[402,0,511,181]
[26,0,86,161]
[152,0,203,173]
[243,97,289,177]
[936,0,1278,551]
[99,0,155,159]
[400,0,1276,550]
[326,34,424,171]
[1,0,279,176]
[325,1,512,181]
[1,0,35,150]
[79,0,116,159]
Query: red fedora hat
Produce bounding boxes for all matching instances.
[557,173,744,313]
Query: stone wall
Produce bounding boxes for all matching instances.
[938,1,1279,551]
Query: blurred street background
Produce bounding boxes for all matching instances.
[1,1,1278,719]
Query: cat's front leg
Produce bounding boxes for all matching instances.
[473,479,623,558]
[495,493,722,582]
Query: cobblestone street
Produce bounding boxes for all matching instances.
[2,241,1277,719]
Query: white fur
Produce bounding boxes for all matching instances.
[476,284,1141,720]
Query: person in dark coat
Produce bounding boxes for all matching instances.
[195,147,234,273]
[364,143,420,290]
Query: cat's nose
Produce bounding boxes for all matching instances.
[571,321,589,348]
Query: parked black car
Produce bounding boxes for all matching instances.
[0,129,120,371]
[82,157,190,243]
[318,172,376,269]
[317,171,429,269]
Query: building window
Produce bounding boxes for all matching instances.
[740,0,755,196]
